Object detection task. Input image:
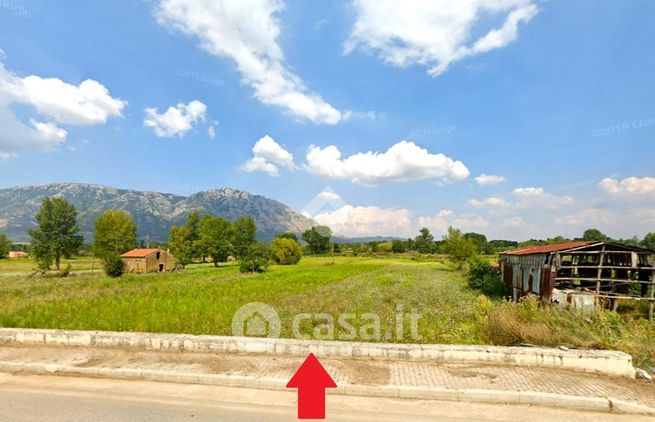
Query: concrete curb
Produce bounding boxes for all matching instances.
[0,328,636,378]
[0,361,652,416]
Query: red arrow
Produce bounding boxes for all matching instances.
[286,353,337,419]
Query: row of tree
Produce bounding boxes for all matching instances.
[1,197,306,276]
[168,211,304,273]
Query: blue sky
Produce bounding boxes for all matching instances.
[1,0,654,240]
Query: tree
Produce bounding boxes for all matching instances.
[275,232,298,242]
[643,232,655,250]
[302,226,332,254]
[200,215,235,266]
[378,242,393,253]
[239,242,272,272]
[185,211,203,261]
[28,197,83,271]
[391,239,406,253]
[104,255,124,278]
[0,233,11,259]
[582,228,609,242]
[270,237,302,265]
[168,226,193,267]
[441,226,477,267]
[463,232,492,254]
[234,216,257,259]
[414,227,435,254]
[168,211,206,267]
[93,210,137,261]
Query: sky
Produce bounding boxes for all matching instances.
[1,0,654,241]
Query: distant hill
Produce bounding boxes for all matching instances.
[0,183,317,242]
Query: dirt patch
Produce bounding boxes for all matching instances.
[338,360,390,385]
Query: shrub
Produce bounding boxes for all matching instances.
[270,238,302,265]
[239,242,272,273]
[468,257,504,297]
[104,255,124,277]
[60,263,72,278]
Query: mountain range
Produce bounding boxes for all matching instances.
[0,183,317,242]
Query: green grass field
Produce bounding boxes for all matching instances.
[0,255,653,367]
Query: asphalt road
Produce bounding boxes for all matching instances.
[0,374,649,422]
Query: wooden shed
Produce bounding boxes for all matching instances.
[500,241,655,318]
[121,249,176,273]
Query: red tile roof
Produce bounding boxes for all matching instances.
[501,241,597,256]
[120,248,160,258]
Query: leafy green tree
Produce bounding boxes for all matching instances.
[270,237,302,265]
[467,256,504,297]
[275,232,298,242]
[104,255,124,278]
[185,211,203,261]
[643,232,655,250]
[391,239,406,253]
[463,232,492,254]
[414,227,436,254]
[582,228,609,241]
[93,210,137,261]
[234,216,257,259]
[200,215,235,266]
[619,236,640,247]
[377,242,393,253]
[302,226,332,254]
[405,238,415,251]
[441,226,477,268]
[0,233,11,259]
[239,242,272,273]
[168,226,193,267]
[28,197,83,271]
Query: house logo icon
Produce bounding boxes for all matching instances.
[231,302,281,338]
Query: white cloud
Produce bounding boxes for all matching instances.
[30,120,68,142]
[8,77,126,126]
[598,176,655,196]
[0,151,16,161]
[208,125,216,140]
[313,205,413,237]
[555,208,615,227]
[418,210,489,236]
[345,0,538,76]
[436,209,453,218]
[144,100,207,138]
[318,191,341,201]
[155,0,343,124]
[241,135,294,177]
[467,196,508,208]
[512,186,573,208]
[305,140,469,186]
[499,216,531,229]
[474,174,505,185]
[0,58,125,158]
[240,156,279,177]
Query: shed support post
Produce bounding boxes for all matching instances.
[595,245,606,310]
[650,269,654,322]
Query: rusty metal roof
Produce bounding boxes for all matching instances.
[500,241,597,256]
[120,248,160,258]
